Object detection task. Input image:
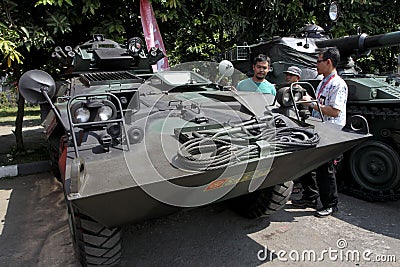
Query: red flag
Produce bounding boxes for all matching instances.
[140,0,169,71]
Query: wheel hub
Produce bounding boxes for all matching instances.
[350,140,400,191]
[367,160,384,176]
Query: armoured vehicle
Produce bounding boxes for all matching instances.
[224,2,400,201]
[18,33,369,266]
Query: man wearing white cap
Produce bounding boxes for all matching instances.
[284,66,302,83]
[283,66,303,194]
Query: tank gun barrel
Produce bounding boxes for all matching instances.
[55,46,67,58]
[52,51,67,65]
[316,31,400,58]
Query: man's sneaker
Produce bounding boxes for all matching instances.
[315,207,338,217]
[291,198,317,208]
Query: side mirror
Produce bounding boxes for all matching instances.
[329,2,339,22]
[18,70,56,104]
[18,69,67,130]
[218,60,234,77]
[216,60,234,85]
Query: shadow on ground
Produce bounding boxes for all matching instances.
[0,172,399,266]
[0,118,42,128]
[121,192,400,266]
[0,173,78,266]
[0,124,48,165]
[288,192,400,239]
[122,201,274,266]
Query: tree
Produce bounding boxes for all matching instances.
[1,0,153,151]
[152,0,250,64]
[154,0,400,71]
[1,0,57,151]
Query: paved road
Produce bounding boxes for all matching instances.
[1,172,399,266]
[0,172,77,267]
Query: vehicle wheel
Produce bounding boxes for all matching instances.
[66,202,122,266]
[49,144,62,182]
[349,140,400,192]
[231,181,293,218]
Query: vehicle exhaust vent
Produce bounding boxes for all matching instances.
[80,71,143,86]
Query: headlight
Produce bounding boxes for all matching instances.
[294,91,303,102]
[74,107,90,123]
[276,87,293,107]
[71,99,117,124]
[370,88,377,99]
[127,37,143,56]
[276,87,306,107]
[283,91,291,104]
[98,105,113,121]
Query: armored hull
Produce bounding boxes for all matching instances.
[62,90,368,227]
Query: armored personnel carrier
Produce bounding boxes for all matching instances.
[224,2,400,201]
[18,33,369,265]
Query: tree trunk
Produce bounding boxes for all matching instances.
[15,92,25,151]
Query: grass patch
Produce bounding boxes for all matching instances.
[0,106,41,123]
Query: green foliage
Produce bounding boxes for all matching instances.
[45,12,72,35]
[0,105,40,121]
[0,73,19,108]
[35,0,73,7]
[92,20,126,39]
[0,91,17,108]
[0,23,24,67]
[328,0,400,72]
[0,39,23,67]
[1,0,399,73]
[82,0,101,15]
[154,0,250,64]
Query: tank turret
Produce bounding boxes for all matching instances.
[51,34,165,75]
[225,27,400,84]
[224,2,400,201]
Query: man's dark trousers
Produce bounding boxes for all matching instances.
[300,161,338,208]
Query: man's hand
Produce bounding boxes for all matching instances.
[302,93,314,107]
[229,86,238,91]
[302,93,340,118]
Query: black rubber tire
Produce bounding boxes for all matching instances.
[67,203,122,266]
[48,144,62,182]
[230,181,293,218]
[349,140,400,192]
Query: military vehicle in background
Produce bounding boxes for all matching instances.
[224,2,400,201]
[18,32,369,266]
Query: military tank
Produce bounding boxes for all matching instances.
[224,2,400,201]
[18,33,369,266]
